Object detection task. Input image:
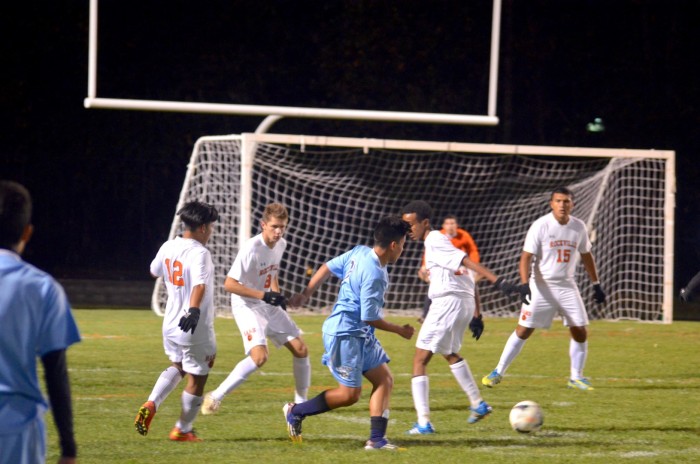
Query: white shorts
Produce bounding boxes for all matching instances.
[518,279,588,329]
[163,337,217,376]
[416,294,474,355]
[233,301,302,354]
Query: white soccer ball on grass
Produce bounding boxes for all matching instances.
[509,400,544,433]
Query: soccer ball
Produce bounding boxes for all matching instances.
[509,400,544,433]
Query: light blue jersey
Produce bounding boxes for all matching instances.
[0,250,80,445]
[322,245,388,337]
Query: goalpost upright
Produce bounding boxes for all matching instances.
[154,132,675,324]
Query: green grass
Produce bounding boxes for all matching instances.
[48,310,700,463]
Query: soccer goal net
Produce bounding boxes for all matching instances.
[152,133,675,323]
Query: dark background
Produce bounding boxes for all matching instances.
[2,1,698,300]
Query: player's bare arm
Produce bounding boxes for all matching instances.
[581,252,606,304]
[189,284,206,308]
[519,251,534,283]
[223,275,265,300]
[365,318,415,340]
[580,252,600,282]
[289,264,333,307]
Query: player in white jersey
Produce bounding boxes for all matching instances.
[482,187,606,391]
[134,201,219,442]
[283,216,415,450]
[401,201,519,434]
[201,203,311,415]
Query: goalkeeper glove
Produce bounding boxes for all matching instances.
[263,291,287,311]
[178,307,200,334]
[593,283,606,304]
[469,314,484,341]
[494,277,517,296]
[517,283,531,305]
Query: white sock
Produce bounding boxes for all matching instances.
[211,356,259,401]
[148,366,183,409]
[293,356,311,403]
[176,391,203,433]
[570,339,588,380]
[411,375,430,426]
[450,359,482,409]
[495,330,528,375]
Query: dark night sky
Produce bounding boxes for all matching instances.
[2,1,699,290]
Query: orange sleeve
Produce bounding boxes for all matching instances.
[452,229,480,263]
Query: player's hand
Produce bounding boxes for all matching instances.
[494,277,517,296]
[288,293,309,308]
[680,287,689,302]
[469,314,484,340]
[178,307,200,334]
[517,283,531,305]
[593,283,606,304]
[263,291,287,310]
[400,324,415,340]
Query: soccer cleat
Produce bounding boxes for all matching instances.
[169,427,203,442]
[568,378,595,391]
[468,400,493,424]
[283,402,303,443]
[200,393,222,415]
[134,401,156,436]
[406,422,436,435]
[482,370,502,388]
[364,438,405,451]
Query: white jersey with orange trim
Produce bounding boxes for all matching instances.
[227,233,287,307]
[523,213,592,284]
[150,236,216,346]
[425,230,475,299]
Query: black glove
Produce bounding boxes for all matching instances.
[517,283,531,305]
[593,283,606,304]
[178,307,200,334]
[494,277,517,296]
[680,287,689,302]
[263,291,287,310]
[469,314,484,341]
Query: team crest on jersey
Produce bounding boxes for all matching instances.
[244,328,257,341]
[336,365,354,380]
[521,310,532,321]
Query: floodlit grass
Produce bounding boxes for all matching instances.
[48,310,700,463]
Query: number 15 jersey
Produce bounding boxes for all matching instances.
[523,213,592,284]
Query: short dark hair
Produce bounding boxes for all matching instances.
[443,214,458,223]
[401,200,433,222]
[177,201,219,230]
[551,187,574,201]
[374,215,411,248]
[0,180,32,250]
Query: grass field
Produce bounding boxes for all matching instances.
[48,310,700,463]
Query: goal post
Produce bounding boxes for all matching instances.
[152,133,675,323]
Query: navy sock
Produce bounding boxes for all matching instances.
[370,416,388,441]
[292,391,330,418]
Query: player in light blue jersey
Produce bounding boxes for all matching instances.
[0,180,81,464]
[284,216,415,450]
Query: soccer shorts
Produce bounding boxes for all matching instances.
[321,333,390,388]
[518,279,589,329]
[163,337,217,376]
[233,301,302,354]
[416,294,474,355]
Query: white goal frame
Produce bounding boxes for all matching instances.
[153,132,675,323]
